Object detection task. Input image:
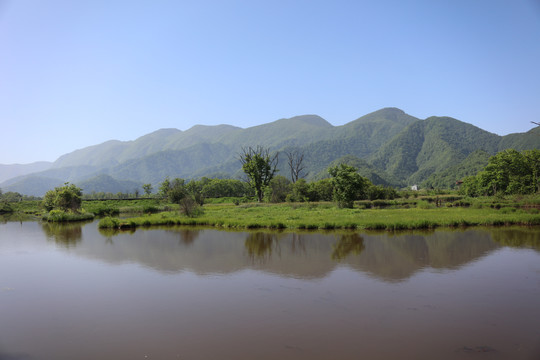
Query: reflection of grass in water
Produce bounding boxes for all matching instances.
[42,222,84,248]
[98,203,540,232]
[490,227,540,250]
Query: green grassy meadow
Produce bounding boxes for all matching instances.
[4,195,539,230]
[98,200,540,231]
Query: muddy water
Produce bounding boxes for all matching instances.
[1,220,539,360]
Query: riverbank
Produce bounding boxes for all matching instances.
[98,202,540,231]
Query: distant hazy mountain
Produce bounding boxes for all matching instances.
[1,108,537,196]
[0,161,52,183]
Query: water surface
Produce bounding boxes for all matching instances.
[1,220,539,359]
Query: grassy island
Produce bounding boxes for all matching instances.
[98,196,540,231]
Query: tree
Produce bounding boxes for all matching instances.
[459,149,540,197]
[265,175,292,203]
[328,164,369,208]
[42,183,82,212]
[286,149,306,183]
[308,178,334,201]
[0,191,23,203]
[142,184,153,196]
[239,146,279,202]
[186,179,207,206]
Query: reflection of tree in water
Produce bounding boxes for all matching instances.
[98,227,118,245]
[490,228,540,251]
[174,229,200,246]
[332,233,365,261]
[245,232,281,262]
[42,222,83,248]
[290,233,306,255]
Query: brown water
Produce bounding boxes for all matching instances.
[1,220,539,360]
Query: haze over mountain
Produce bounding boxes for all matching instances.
[1,108,538,196]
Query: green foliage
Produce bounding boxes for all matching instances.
[97,201,540,231]
[459,149,540,197]
[287,178,309,202]
[328,164,370,208]
[0,201,13,214]
[308,178,334,201]
[0,191,23,203]
[43,209,94,222]
[42,183,83,212]
[422,150,491,189]
[6,108,539,197]
[201,178,253,198]
[264,175,292,203]
[98,216,120,229]
[240,146,279,202]
[186,178,209,206]
[178,196,203,217]
[159,177,187,203]
[367,184,398,200]
[142,183,153,195]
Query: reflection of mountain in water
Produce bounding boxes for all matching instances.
[50,223,515,282]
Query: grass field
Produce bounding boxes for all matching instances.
[98,201,540,231]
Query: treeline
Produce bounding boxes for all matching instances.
[0,189,40,214]
[459,149,540,197]
[157,167,397,210]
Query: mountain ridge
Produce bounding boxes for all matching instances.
[2,107,538,196]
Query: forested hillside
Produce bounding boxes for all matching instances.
[1,107,537,196]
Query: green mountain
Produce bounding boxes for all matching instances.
[422,150,492,189]
[311,155,402,187]
[369,116,510,185]
[1,108,537,196]
[78,174,142,195]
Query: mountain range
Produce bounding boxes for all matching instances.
[2,107,538,196]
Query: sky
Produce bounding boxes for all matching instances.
[1,0,539,164]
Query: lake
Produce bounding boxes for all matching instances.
[1,220,539,360]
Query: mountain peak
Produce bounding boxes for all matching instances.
[287,115,333,127]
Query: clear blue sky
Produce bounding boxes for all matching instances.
[1,0,539,164]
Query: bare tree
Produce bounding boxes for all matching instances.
[286,149,306,183]
[239,146,279,202]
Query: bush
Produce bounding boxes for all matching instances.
[0,201,13,214]
[43,183,82,212]
[43,210,94,222]
[98,217,120,228]
[179,196,204,217]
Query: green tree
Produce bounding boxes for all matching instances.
[459,149,540,197]
[265,175,292,203]
[0,191,23,203]
[42,183,83,212]
[328,164,369,208]
[186,178,208,206]
[158,177,171,199]
[308,178,334,201]
[142,183,153,196]
[289,178,310,202]
[201,179,252,198]
[239,146,279,202]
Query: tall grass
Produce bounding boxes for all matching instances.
[98,202,540,231]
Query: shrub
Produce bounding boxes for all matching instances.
[98,217,120,229]
[43,183,82,212]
